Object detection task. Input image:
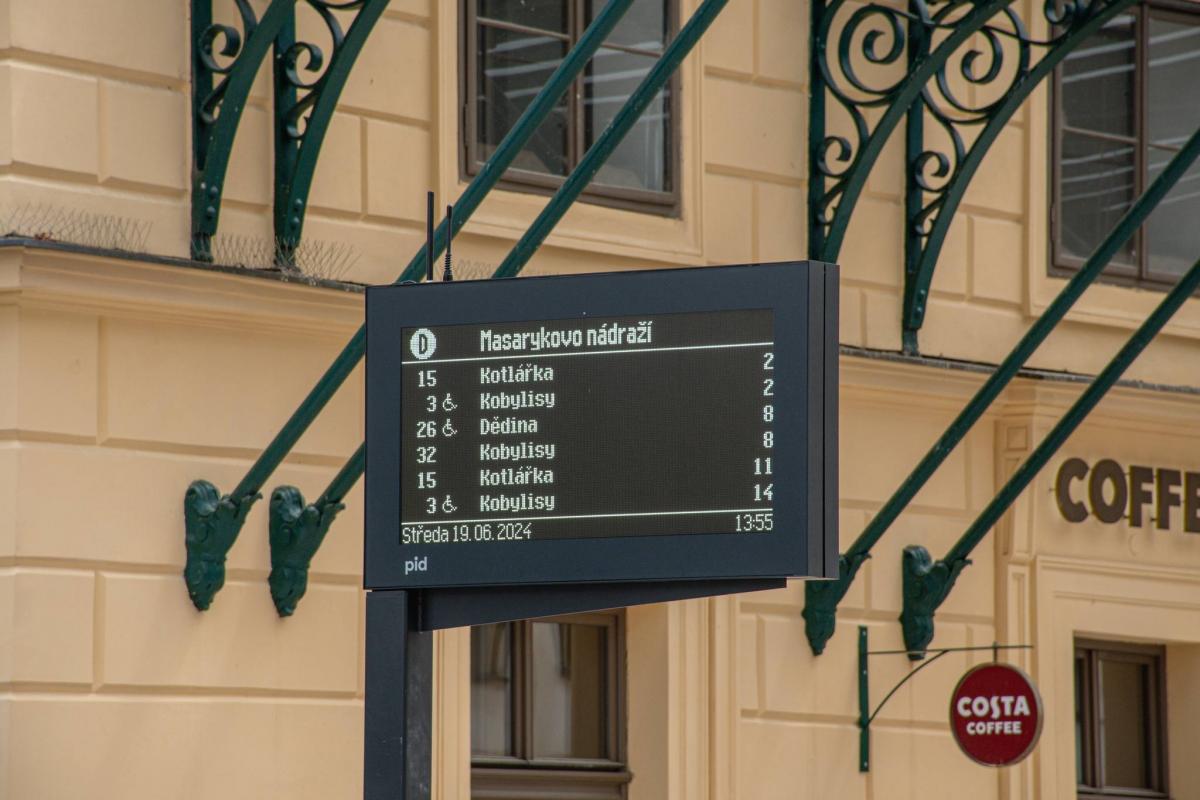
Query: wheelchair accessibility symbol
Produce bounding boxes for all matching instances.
[410,328,437,360]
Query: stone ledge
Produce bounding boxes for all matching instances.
[0,240,364,339]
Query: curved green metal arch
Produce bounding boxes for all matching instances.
[274,0,390,261]
[902,0,1141,346]
[812,0,1018,263]
[191,0,298,261]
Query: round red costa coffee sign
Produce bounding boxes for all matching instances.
[949,663,1042,767]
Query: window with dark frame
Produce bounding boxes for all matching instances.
[470,612,628,800]
[462,0,678,214]
[1052,2,1200,285]
[1075,640,1167,799]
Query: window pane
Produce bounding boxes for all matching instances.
[1100,658,1151,789]
[588,0,666,51]
[1147,15,1200,149]
[476,23,569,177]
[1146,148,1200,279]
[1075,655,1088,785]
[1059,131,1137,265]
[585,48,670,192]
[1061,14,1136,137]
[471,624,514,757]
[478,0,567,34]
[531,622,608,760]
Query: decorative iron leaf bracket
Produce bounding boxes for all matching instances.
[801,552,870,655]
[183,480,260,610]
[267,447,361,615]
[273,0,390,265]
[898,546,970,656]
[856,626,1031,771]
[268,485,346,616]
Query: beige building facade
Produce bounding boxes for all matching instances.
[2,0,1200,798]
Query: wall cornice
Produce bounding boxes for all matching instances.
[841,348,1200,436]
[0,242,364,338]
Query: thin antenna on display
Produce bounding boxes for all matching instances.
[425,190,435,283]
[443,205,455,281]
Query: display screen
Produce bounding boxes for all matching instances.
[365,261,838,591]
[398,309,776,546]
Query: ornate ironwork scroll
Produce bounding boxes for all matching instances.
[274,0,390,266]
[808,0,1020,264]
[804,0,1154,655]
[902,0,1139,352]
[191,0,298,261]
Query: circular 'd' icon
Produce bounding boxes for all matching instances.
[410,328,437,360]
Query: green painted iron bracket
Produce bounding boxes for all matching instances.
[191,0,298,261]
[802,552,869,654]
[808,0,1018,264]
[183,480,260,610]
[802,112,1200,656]
[273,0,390,265]
[901,0,1139,353]
[183,333,363,611]
[186,0,638,611]
[857,625,1030,770]
[265,0,731,614]
[268,447,361,615]
[900,251,1200,654]
[268,486,346,616]
[898,546,970,659]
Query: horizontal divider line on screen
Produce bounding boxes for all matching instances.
[400,508,771,526]
[401,340,774,366]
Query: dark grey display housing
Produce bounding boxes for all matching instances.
[365,261,839,593]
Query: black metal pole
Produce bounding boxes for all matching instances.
[364,590,433,800]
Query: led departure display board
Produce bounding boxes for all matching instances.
[365,262,838,590]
